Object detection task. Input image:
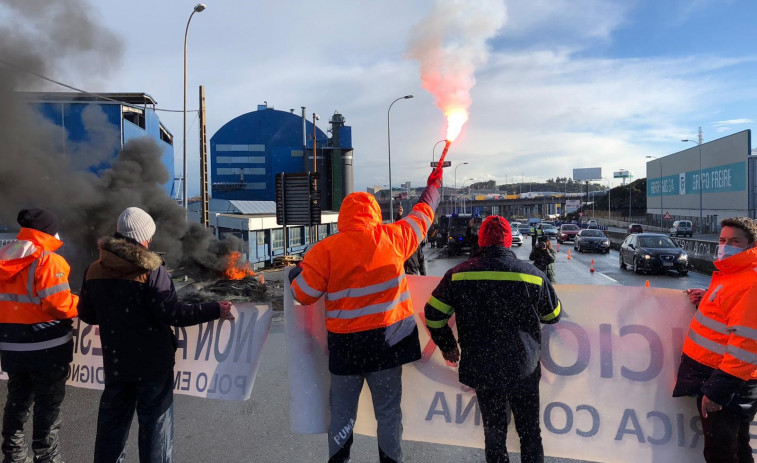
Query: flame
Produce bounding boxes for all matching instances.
[224,251,263,282]
[445,107,469,142]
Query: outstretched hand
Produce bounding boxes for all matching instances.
[219,301,236,321]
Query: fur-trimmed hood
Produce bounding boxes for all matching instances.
[93,236,163,279]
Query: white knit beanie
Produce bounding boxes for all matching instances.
[117,207,156,243]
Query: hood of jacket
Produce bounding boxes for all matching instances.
[94,236,163,279]
[0,228,63,280]
[714,246,757,274]
[337,192,382,232]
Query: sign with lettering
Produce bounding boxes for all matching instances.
[0,303,272,401]
[287,278,710,462]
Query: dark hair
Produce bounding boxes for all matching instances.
[721,217,757,244]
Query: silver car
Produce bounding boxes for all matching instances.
[511,228,523,247]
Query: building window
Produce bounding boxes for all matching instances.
[291,150,303,157]
[289,228,302,246]
[159,124,173,145]
[216,156,265,164]
[122,106,145,129]
[216,167,265,176]
[256,231,266,246]
[216,144,265,152]
[272,229,284,250]
[318,225,328,241]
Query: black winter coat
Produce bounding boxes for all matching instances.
[78,236,220,382]
[425,246,562,389]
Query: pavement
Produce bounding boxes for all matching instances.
[0,243,714,463]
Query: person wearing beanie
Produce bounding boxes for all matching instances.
[0,208,78,463]
[77,206,235,463]
[289,167,441,463]
[424,215,562,463]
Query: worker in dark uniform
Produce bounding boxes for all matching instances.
[424,215,562,463]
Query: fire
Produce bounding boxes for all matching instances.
[445,107,468,142]
[224,251,264,282]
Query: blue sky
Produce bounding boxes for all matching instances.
[13,0,757,195]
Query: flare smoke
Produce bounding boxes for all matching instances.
[407,0,507,136]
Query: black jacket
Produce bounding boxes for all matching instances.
[404,242,426,276]
[424,246,562,389]
[78,236,220,382]
[529,246,556,283]
[673,353,757,403]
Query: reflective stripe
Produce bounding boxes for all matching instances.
[408,210,431,229]
[294,274,324,299]
[26,257,39,298]
[326,290,411,320]
[400,216,424,243]
[426,318,449,329]
[37,283,70,299]
[452,271,543,286]
[541,301,561,322]
[728,324,757,342]
[327,275,405,301]
[0,293,41,304]
[726,344,757,366]
[708,284,724,302]
[0,332,72,352]
[695,311,729,335]
[428,296,454,315]
[688,329,727,355]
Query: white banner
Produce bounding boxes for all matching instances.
[287,276,712,462]
[1,303,272,401]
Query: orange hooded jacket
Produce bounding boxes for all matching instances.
[0,228,78,326]
[291,191,435,334]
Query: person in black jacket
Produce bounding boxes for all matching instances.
[529,236,556,283]
[78,207,235,463]
[397,204,426,275]
[424,215,562,463]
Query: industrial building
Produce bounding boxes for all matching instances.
[210,103,354,211]
[23,92,175,196]
[646,130,755,232]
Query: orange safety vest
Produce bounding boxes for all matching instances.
[0,228,78,350]
[291,192,434,334]
[682,247,757,381]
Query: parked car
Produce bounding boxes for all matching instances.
[619,233,688,275]
[538,223,559,239]
[574,229,611,253]
[627,223,644,234]
[586,219,598,229]
[557,224,580,243]
[511,228,523,247]
[670,220,693,238]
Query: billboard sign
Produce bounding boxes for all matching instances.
[565,199,581,213]
[613,170,630,178]
[573,167,602,181]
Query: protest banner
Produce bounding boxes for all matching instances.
[286,275,717,462]
[0,303,272,401]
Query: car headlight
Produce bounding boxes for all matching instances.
[678,254,688,261]
[643,254,652,260]
[603,240,610,246]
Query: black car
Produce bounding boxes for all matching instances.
[574,229,611,253]
[619,233,688,275]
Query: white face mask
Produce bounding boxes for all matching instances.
[54,233,61,240]
[717,244,745,260]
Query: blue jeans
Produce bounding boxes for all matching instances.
[93,372,174,463]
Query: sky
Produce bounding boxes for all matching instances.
[8,0,757,195]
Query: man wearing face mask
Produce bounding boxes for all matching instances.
[674,217,757,463]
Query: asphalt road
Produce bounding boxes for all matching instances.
[0,242,714,463]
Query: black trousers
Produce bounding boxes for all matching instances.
[93,371,174,463]
[697,395,757,463]
[475,375,543,463]
[1,366,69,463]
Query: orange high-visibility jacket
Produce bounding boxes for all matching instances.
[682,247,757,383]
[0,228,79,328]
[291,191,435,334]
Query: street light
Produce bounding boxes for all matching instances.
[183,3,206,216]
[454,162,468,190]
[646,156,663,229]
[462,178,475,214]
[602,177,612,221]
[387,95,413,222]
[682,139,703,233]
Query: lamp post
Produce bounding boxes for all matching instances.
[387,95,413,222]
[183,3,207,216]
[432,139,446,206]
[682,139,704,233]
[462,178,474,214]
[602,177,612,220]
[646,156,663,229]
[453,163,468,214]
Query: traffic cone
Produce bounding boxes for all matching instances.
[556,243,560,253]
[590,259,595,273]
[567,249,572,260]
[645,280,650,288]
